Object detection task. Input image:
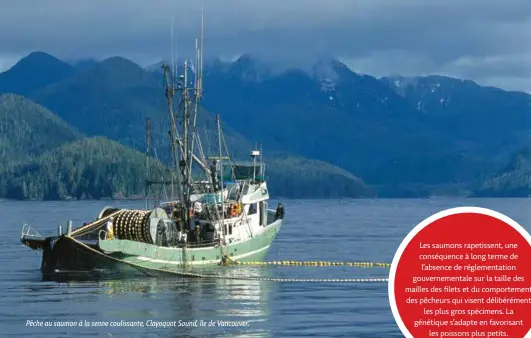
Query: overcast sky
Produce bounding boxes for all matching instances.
[1,0,530,91]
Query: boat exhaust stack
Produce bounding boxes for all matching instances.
[250,150,260,181]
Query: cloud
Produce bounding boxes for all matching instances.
[0,0,530,91]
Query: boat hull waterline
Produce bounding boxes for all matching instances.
[24,220,281,278]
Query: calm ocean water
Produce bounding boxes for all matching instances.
[2,198,531,337]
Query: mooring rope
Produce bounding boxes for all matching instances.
[63,236,389,283]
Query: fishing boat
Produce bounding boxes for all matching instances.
[19,12,284,278]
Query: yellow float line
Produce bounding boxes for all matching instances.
[64,236,389,283]
[231,261,392,268]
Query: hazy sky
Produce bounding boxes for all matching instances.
[1,0,531,91]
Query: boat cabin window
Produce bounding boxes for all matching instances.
[249,203,258,215]
[221,164,264,181]
[227,183,240,200]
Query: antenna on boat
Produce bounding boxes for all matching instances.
[187,0,205,186]
[200,0,204,96]
[251,149,260,182]
[171,16,177,84]
[192,0,204,100]
[195,38,199,86]
[260,143,264,179]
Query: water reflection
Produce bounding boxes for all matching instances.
[57,267,277,337]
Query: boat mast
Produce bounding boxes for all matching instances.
[171,16,177,92]
[182,60,190,179]
[165,3,211,181]
[162,64,186,226]
[161,0,211,231]
[187,2,204,195]
[144,117,151,210]
[170,19,177,205]
[161,11,205,230]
